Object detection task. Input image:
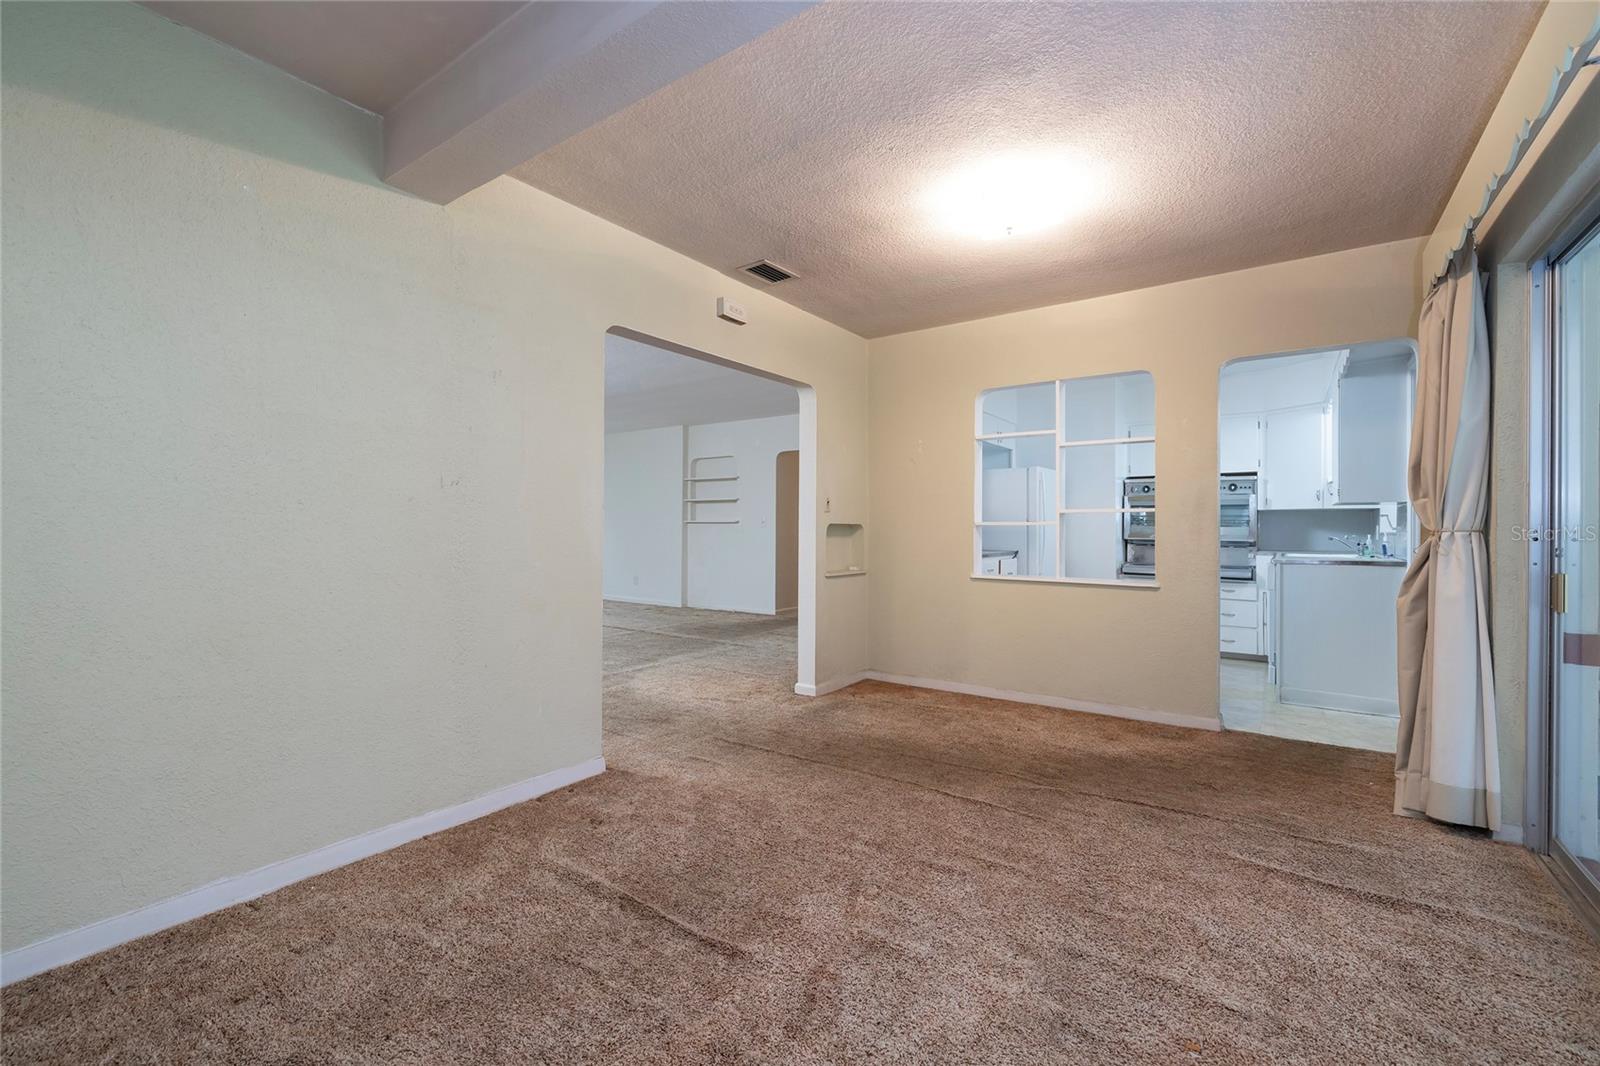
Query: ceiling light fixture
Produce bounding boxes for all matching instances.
[926,154,1102,240]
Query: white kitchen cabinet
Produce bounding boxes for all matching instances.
[1219,599,1260,629]
[1124,421,1155,477]
[1260,404,1328,510]
[1219,414,1262,474]
[1219,625,1260,656]
[1219,578,1262,656]
[1331,355,1410,505]
[1276,560,1404,715]
[980,554,1019,576]
[1260,556,1275,682]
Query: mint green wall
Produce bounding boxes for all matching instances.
[0,2,868,953]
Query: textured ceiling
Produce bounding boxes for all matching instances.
[515,1,1541,337]
[140,1,526,114]
[605,335,798,433]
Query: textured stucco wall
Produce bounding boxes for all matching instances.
[603,426,687,607]
[1488,263,1532,832]
[0,2,867,952]
[867,239,1424,724]
[684,415,800,615]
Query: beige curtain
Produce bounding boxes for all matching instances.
[1395,245,1499,830]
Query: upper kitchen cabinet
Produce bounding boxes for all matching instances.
[1111,371,1156,478]
[1260,404,1329,510]
[1220,350,1339,509]
[1219,414,1262,474]
[980,380,1054,436]
[1221,345,1412,511]
[1330,352,1412,506]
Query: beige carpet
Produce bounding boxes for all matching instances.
[5,601,1598,1063]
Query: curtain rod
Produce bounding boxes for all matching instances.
[1429,27,1600,288]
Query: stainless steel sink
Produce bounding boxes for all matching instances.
[1275,551,1405,565]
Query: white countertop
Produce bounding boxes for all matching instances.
[1259,550,1406,566]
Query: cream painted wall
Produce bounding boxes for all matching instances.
[1489,261,1534,834]
[604,415,801,615]
[603,426,686,606]
[0,2,867,952]
[685,415,800,615]
[867,238,1423,725]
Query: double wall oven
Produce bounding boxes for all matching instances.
[1219,474,1259,580]
[1118,474,1258,580]
[1119,478,1156,578]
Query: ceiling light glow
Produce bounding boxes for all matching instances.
[926,154,1102,240]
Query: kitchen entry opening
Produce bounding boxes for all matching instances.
[974,370,1157,586]
[1215,340,1417,751]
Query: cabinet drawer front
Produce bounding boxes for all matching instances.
[1219,625,1261,655]
[1218,600,1260,628]
[1219,582,1259,602]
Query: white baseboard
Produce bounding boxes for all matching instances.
[1278,686,1399,718]
[1492,823,1525,846]
[0,755,606,987]
[857,672,1223,731]
[602,594,681,607]
[794,671,870,698]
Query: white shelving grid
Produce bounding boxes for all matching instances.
[973,374,1157,587]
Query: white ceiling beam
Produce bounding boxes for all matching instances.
[382,0,814,204]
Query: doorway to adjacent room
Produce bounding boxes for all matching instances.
[600,330,808,693]
[1215,340,1417,751]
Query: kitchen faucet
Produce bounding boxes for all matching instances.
[1329,534,1364,553]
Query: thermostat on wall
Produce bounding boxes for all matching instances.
[716,297,748,325]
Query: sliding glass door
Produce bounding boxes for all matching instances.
[1548,220,1600,908]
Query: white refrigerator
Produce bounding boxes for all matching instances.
[982,467,1055,576]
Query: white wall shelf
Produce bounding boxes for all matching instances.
[1059,435,1155,448]
[612,413,798,618]
[685,454,740,526]
[976,429,1055,441]
[825,523,866,575]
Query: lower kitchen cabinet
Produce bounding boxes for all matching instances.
[1275,560,1403,714]
[1219,578,1263,656]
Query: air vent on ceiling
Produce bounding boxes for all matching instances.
[742,260,796,284]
